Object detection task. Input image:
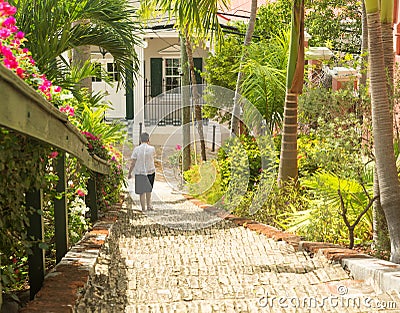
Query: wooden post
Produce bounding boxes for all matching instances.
[26,190,45,300]
[86,178,98,223]
[212,125,216,152]
[54,153,68,263]
[0,256,2,308]
[139,122,143,144]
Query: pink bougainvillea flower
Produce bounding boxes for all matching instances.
[54,86,61,93]
[59,105,75,117]
[16,67,24,78]
[76,189,86,197]
[15,31,24,39]
[2,16,16,28]
[3,57,18,69]
[82,131,99,141]
[0,45,13,58]
[0,28,10,39]
[49,151,59,159]
[0,2,17,16]
[176,144,182,151]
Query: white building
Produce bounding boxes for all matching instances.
[89,1,265,146]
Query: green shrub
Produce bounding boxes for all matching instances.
[183,160,223,205]
[281,171,373,246]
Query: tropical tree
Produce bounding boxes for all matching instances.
[230,0,258,135]
[304,0,361,54]
[372,0,393,253]
[364,0,400,263]
[240,32,288,132]
[277,0,305,183]
[181,35,191,171]
[10,0,141,93]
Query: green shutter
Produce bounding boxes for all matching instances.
[150,58,163,97]
[194,58,203,84]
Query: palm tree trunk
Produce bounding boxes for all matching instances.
[184,29,206,162]
[230,0,258,136]
[366,6,400,263]
[72,45,92,93]
[181,34,191,171]
[278,0,304,183]
[71,19,92,93]
[372,1,394,253]
[373,168,391,251]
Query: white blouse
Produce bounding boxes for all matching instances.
[131,143,156,175]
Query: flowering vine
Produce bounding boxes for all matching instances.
[0,0,61,102]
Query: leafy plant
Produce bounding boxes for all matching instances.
[282,172,374,247]
[183,160,223,204]
[304,0,361,54]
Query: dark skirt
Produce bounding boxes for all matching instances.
[135,173,155,194]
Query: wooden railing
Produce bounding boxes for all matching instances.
[0,64,110,300]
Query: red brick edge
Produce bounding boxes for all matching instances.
[183,195,371,263]
[20,205,121,313]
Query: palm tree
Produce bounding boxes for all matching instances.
[240,32,289,133]
[230,0,258,136]
[277,0,305,183]
[10,0,141,92]
[364,0,400,263]
[181,34,191,171]
[372,0,393,253]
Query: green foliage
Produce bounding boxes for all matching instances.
[243,179,307,229]
[185,135,278,214]
[183,161,223,204]
[299,86,369,128]
[217,135,262,192]
[253,1,291,40]
[203,36,241,91]
[304,0,361,54]
[298,86,371,178]
[282,172,373,246]
[203,3,290,129]
[0,129,49,290]
[240,32,288,130]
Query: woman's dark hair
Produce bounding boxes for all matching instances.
[140,132,150,143]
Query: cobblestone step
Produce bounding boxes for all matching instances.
[75,188,400,312]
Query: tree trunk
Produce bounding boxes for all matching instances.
[181,34,191,171]
[278,0,305,183]
[71,19,92,93]
[371,6,394,253]
[360,1,368,86]
[230,0,258,136]
[367,10,400,263]
[72,45,92,93]
[184,30,206,162]
[373,168,391,251]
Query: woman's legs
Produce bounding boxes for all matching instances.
[139,193,146,210]
[146,192,152,210]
